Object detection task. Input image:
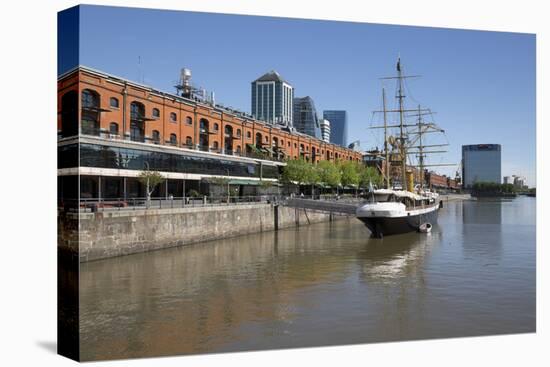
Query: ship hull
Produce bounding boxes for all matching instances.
[357,207,439,238]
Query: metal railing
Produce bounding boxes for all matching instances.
[59,193,366,213]
[64,195,277,213]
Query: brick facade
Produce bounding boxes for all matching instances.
[58,67,363,164]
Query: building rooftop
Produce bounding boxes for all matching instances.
[59,65,356,150]
[254,70,289,84]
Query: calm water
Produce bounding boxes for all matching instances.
[79,197,536,361]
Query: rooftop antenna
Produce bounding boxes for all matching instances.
[138,55,143,84]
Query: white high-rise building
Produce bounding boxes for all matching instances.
[320,118,330,142]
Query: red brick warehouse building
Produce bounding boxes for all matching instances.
[57,66,363,202]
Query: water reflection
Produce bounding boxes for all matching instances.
[357,231,440,282]
[79,198,536,361]
[462,199,503,261]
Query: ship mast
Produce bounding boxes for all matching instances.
[382,87,390,189]
[417,104,425,189]
[396,58,407,190]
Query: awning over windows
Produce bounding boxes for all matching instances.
[228,179,261,186]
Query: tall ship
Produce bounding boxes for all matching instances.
[356,58,450,238]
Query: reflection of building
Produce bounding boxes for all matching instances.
[323,110,348,147]
[320,118,330,142]
[462,144,501,188]
[293,96,321,139]
[251,70,294,127]
[461,200,503,259]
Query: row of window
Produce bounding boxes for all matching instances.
[64,89,357,161]
[100,91,193,124]
[59,143,280,179]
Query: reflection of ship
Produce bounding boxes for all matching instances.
[357,230,440,281]
[357,58,448,238]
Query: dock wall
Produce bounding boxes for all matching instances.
[59,204,346,262]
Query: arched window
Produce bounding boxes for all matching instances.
[109,97,119,108]
[169,133,177,145]
[224,125,234,154]
[109,122,119,135]
[265,136,269,143]
[130,101,145,142]
[186,116,193,125]
[152,108,160,118]
[255,133,262,148]
[82,89,99,108]
[236,129,241,138]
[152,130,160,144]
[288,141,291,147]
[81,89,100,136]
[185,136,193,147]
[213,141,219,150]
[213,123,219,131]
[60,91,78,138]
[170,112,177,122]
[246,131,251,139]
[199,119,210,150]
[236,145,242,155]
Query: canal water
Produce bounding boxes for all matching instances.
[79,197,536,361]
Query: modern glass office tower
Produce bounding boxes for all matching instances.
[251,70,294,127]
[293,96,322,139]
[462,144,502,188]
[323,110,348,147]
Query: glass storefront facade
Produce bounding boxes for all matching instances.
[59,143,281,179]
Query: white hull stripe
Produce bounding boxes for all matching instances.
[357,204,439,218]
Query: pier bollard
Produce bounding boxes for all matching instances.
[274,204,279,231]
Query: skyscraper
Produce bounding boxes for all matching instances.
[293,96,321,139]
[251,70,294,127]
[462,144,502,188]
[323,110,348,147]
[320,118,330,142]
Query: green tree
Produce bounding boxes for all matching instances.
[317,160,341,188]
[138,170,165,208]
[359,165,383,189]
[340,161,360,188]
[282,158,309,189]
[209,177,231,202]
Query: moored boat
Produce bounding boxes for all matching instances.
[356,189,439,238]
[358,57,449,238]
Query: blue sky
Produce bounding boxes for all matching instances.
[64,5,536,186]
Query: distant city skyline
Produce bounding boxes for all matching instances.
[62,5,536,186]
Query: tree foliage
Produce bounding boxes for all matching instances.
[281,158,384,190]
[317,160,341,187]
[359,165,384,188]
[281,158,311,185]
[472,181,516,193]
[138,170,165,197]
[339,161,360,187]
